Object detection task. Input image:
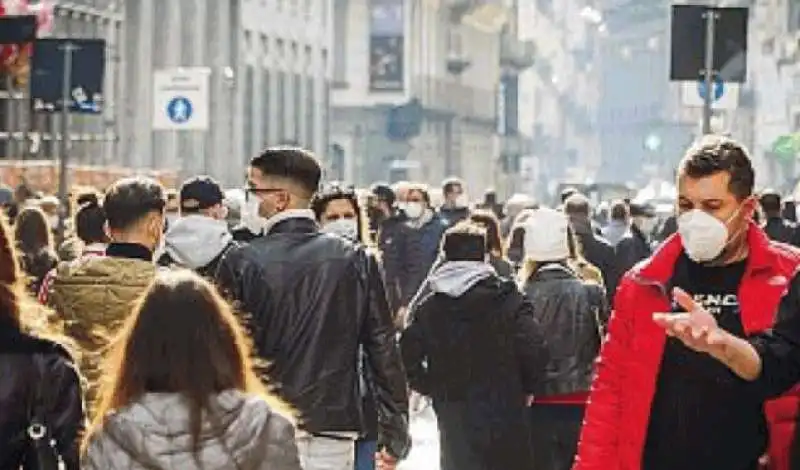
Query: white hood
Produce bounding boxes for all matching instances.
[164,215,233,269]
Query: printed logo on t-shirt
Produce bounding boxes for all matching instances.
[692,293,738,317]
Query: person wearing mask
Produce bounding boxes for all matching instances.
[38,195,61,233]
[759,189,800,247]
[368,183,408,316]
[311,183,380,470]
[400,222,548,470]
[158,176,237,278]
[0,212,84,469]
[217,147,410,470]
[164,188,180,231]
[82,269,302,469]
[500,193,535,239]
[438,178,470,227]
[519,208,608,470]
[14,206,59,295]
[468,209,513,278]
[312,183,364,243]
[399,184,448,314]
[563,194,618,299]
[45,176,165,412]
[574,135,800,470]
[605,200,651,278]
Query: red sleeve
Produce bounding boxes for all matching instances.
[572,280,634,470]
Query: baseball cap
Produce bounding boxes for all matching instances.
[179,175,225,211]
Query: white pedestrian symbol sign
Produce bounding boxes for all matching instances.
[167,97,192,124]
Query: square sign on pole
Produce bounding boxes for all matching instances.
[152,67,211,131]
[0,15,36,43]
[30,38,106,113]
[670,5,748,83]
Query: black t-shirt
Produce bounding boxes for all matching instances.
[642,253,766,470]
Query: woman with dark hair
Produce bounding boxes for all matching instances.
[14,206,58,294]
[311,183,369,244]
[469,209,513,278]
[311,183,380,470]
[82,269,302,469]
[0,213,84,469]
[57,192,109,261]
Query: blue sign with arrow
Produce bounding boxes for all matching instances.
[697,76,725,103]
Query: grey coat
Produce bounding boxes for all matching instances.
[82,390,301,470]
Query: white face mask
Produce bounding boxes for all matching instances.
[396,201,409,213]
[677,208,739,262]
[455,194,469,208]
[322,218,359,241]
[47,215,59,229]
[241,197,268,235]
[405,202,424,219]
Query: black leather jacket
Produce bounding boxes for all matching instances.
[0,325,84,470]
[217,217,411,459]
[522,263,609,397]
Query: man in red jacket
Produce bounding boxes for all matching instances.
[574,135,800,470]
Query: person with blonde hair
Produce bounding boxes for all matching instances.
[518,207,608,470]
[82,269,301,469]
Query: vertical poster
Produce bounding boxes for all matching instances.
[369,0,404,91]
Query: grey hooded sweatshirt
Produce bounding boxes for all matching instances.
[162,215,234,270]
[82,390,302,470]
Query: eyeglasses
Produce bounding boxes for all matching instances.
[244,186,284,201]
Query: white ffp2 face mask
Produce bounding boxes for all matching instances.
[677,209,736,262]
[241,197,267,235]
[322,218,359,242]
[405,202,424,219]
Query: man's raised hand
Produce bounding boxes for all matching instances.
[652,287,731,358]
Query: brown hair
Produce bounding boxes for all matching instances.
[85,269,292,454]
[469,209,504,257]
[14,206,53,254]
[678,135,754,201]
[0,211,24,329]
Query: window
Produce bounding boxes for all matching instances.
[277,71,286,141]
[294,73,302,144]
[262,68,271,146]
[244,65,255,158]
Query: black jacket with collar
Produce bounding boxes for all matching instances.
[216,217,410,459]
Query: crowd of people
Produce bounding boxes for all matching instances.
[1,135,800,470]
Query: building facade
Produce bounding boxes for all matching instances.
[330,0,526,195]
[518,0,601,190]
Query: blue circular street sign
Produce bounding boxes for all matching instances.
[166,96,193,124]
[697,77,725,103]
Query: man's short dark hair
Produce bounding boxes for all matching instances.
[564,193,591,218]
[678,135,755,200]
[561,187,579,203]
[103,176,166,231]
[610,200,629,221]
[760,189,782,214]
[250,147,322,198]
[442,177,463,196]
[442,222,486,262]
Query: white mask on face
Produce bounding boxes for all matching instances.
[322,218,359,241]
[396,201,409,213]
[677,209,738,262]
[455,194,469,208]
[405,202,424,219]
[241,197,268,235]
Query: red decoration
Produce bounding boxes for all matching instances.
[0,0,55,86]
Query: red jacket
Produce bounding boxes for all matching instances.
[573,223,800,470]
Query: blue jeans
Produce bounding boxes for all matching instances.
[354,439,377,470]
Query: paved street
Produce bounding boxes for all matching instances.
[399,405,439,470]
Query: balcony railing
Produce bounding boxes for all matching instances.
[411,75,496,122]
[500,34,536,70]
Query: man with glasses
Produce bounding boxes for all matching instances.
[217,147,411,470]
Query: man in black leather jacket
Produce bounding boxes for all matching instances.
[216,147,410,470]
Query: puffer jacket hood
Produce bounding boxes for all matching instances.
[82,390,302,470]
[164,215,233,269]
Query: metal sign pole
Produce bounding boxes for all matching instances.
[701,8,717,135]
[56,41,76,243]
